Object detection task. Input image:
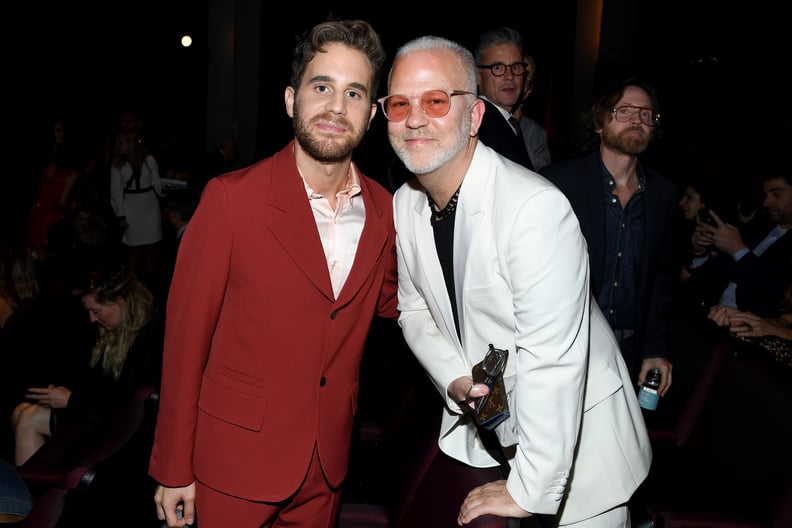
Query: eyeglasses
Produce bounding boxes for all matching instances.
[477,62,528,77]
[378,89,474,122]
[610,105,661,127]
[482,344,507,379]
[475,344,508,413]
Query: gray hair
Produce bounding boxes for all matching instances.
[474,27,524,64]
[390,35,477,94]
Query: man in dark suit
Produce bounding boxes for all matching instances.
[189,137,239,203]
[473,27,534,170]
[151,190,195,302]
[541,78,677,397]
[689,169,792,318]
[149,19,398,528]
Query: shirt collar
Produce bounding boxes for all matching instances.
[479,95,514,120]
[300,164,361,200]
[598,154,646,192]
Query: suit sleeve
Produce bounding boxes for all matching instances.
[641,183,679,360]
[732,238,792,317]
[148,177,233,487]
[372,187,400,321]
[502,188,590,515]
[394,189,471,406]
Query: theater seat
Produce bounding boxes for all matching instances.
[641,340,792,528]
[647,341,731,450]
[339,372,508,528]
[19,385,160,528]
[20,487,67,528]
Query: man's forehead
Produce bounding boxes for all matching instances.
[618,86,652,106]
[764,178,791,192]
[304,45,371,88]
[391,52,458,90]
[482,43,521,59]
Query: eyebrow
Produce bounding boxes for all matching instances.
[308,75,369,96]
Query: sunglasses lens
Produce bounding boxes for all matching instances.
[381,90,459,121]
[420,90,451,118]
[383,95,410,121]
[482,346,506,377]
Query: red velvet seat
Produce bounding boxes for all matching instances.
[641,339,792,528]
[339,374,508,528]
[18,386,160,528]
[647,341,731,450]
[20,487,67,528]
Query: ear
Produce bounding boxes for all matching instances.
[367,103,377,130]
[469,97,486,137]
[284,86,295,118]
[594,114,604,135]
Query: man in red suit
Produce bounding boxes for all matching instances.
[149,19,398,528]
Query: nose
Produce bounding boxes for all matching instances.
[404,101,428,129]
[326,92,347,115]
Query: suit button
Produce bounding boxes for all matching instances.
[330,311,337,319]
[320,377,327,386]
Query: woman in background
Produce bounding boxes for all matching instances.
[10,269,162,466]
[109,132,162,283]
[25,119,79,260]
[708,279,792,370]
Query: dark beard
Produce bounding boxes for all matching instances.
[601,126,651,155]
[292,102,363,163]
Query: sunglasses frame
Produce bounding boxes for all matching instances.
[378,89,474,122]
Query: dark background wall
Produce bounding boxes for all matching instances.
[2,1,788,195]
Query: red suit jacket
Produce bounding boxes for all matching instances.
[149,141,398,501]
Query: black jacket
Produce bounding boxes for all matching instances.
[541,149,679,376]
[477,98,534,171]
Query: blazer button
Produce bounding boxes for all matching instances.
[320,377,327,386]
[330,311,337,319]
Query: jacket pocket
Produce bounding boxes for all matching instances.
[583,364,623,412]
[198,367,268,431]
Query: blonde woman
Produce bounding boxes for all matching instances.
[109,132,163,281]
[10,269,162,465]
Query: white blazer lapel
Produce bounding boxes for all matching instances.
[452,144,490,347]
[412,198,461,346]
[452,198,481,347]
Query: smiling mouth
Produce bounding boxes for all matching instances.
[404,136,432,144]
[317,123,345,133]
[315,115,349,130]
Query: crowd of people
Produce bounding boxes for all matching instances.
[1,17,790,528]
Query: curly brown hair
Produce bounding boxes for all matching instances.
[290,19,386,104]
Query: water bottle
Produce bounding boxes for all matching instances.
[638,368,661,411]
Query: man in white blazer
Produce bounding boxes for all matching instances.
[381,35,652,527]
